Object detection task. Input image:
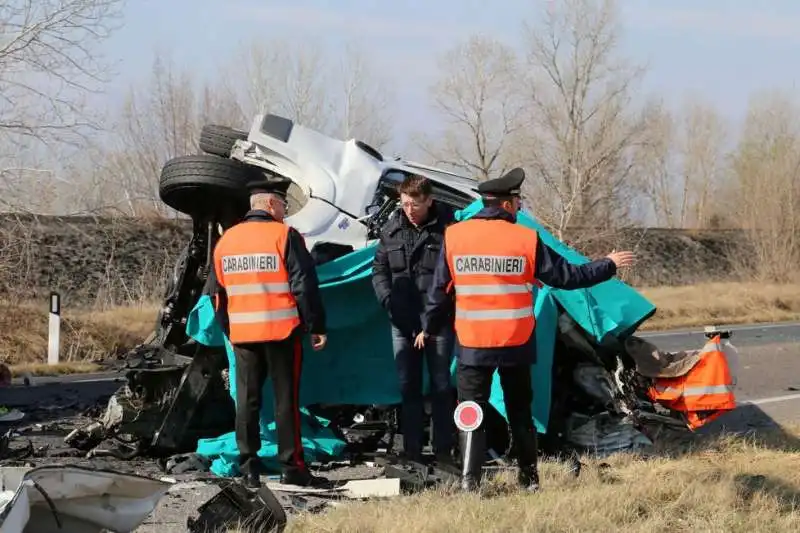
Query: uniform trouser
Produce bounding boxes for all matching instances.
[457,361,538,470]
[232,331,306,477]
[391,326,455,458]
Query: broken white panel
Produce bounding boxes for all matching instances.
[267,478,400,499]
[266,478,401,499]
[339,478,401,499]
[0,465,172,533]
[265,483,344,495]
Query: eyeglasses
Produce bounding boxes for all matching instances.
[400,200,426,209]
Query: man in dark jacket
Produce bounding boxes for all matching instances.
[415,168,636,492]
[372,174,456,462]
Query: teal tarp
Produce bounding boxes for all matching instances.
[189,199,655,476]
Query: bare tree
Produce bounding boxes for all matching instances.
[518,0,650,238]
[418,35,526,181]
[633,99,677,227]
[237,40,330,132]
[234,39,394,150]
[729,90,800,282]
[69,52,243,217]
[675,97,727,228]
[0,0,124,213]
[0,0,123,149]
[633,96,728,229]
[333,42,393,150]
[104,54,199,215]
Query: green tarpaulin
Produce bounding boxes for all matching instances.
[189,199,655,476]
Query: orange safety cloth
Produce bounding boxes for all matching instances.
[445,218,539,348]
[648,334,736,430]
[213,220,301,343]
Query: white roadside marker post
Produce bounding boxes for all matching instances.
[47,292,61,365]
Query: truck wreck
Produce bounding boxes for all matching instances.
[63,114,739,488]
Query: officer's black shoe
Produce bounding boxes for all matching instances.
[511,426,540,492]
[518,466,540,493]
[239,456,262,489]
[242,471,261,489]
[280,467,330,488]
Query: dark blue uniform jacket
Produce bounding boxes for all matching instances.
[421,207,617,366]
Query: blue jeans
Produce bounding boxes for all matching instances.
[391,325,455,458]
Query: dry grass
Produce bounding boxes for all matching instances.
[273,427,800,533]
[638,282,800,331]
[0,299,157,372]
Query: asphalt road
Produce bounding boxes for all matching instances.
[640,320,800,351]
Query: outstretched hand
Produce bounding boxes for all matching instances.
[606,249,637,268]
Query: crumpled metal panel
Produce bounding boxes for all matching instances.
[187,481,287,533]
[573,363,617,409]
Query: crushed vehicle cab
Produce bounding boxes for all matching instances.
[226,113,482,254]
[66,113,738,478]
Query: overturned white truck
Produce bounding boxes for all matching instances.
[68,113,738,476]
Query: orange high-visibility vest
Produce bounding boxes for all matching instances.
[445,218,538,348]
[212,220,301,343]
[648,334,736,430]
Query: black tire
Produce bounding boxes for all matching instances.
[199,124,248,158]
[159,154,259,218]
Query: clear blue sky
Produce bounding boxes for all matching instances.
[98,0,800,152]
